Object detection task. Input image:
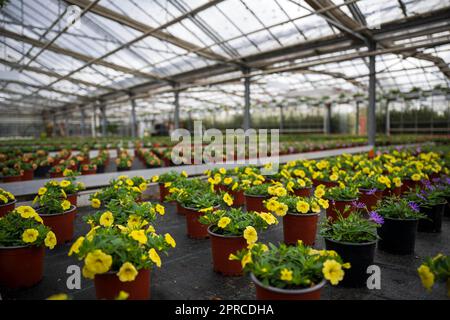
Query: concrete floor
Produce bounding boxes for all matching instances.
[1,201,449,300]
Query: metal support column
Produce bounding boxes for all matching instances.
[323,103,331,134]
[80,106,86,137]
[173,84,180,130]
[243,67,251,130]
[92,105,97,137]
[64,114,69,137]
[279,104,285,132]
[385,100,390,136]
[355,101,360,135]
[130,96,137,137]
[52,113,57,137]
[100,103,107,137]
[368,41,377,146]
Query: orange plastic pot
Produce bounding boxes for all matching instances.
[325,199,357,222]
[38,205,77,243]
[0,245,44,288]
[293,187,312,197]
[0,199,16,218]
[159,183,169,202]
[21,169,34,181]
[81,169,96,175]
[358,189,383,210]
[94,269,150,300]
[183,206,217,239]
[208,226,247,276]
[244,194,269,212]
[230,189,245,207]
[401,179,422,193]
[2,175,22,183]
[283,212,319,246]
[67,193,78,206]
[252,274,325,300]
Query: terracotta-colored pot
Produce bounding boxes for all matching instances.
[0,199,16,217]
[50,172,64,178]
[214,184,228,192]
[230,189,245,207]
[2,175,22,183]
[183,206,217,239]
[67,193,78,206]
[383,187,402,197]
[81,169,96,175]
[175,202,186,215]
[94,269,150,300]
[21,169,34,181]
[401,179,422,194]
[283,212,319,246]
[244,194,269,212]
[159,183,169,202]
[358,189,383,210]
[251,274,326,300]
[0,245,44,288]
[207,226,247,276]
[313,180,338,188]
[325,199,357,222]
[38,205,77,243]
[293,187,312,197]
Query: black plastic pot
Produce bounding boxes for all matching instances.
[444,197,450,217]
[418,202,446,233]
[96,165,105,173]
[34,165,51,177]
[324,238,377,288]
[377,217,418,255]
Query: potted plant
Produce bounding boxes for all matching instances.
[231,242,348,300]
[69,225,174,300]
[354,175,386,210]
[320,210,383,287]
[80,163,97,175]
[151,170,188,202]
[0,206,56,288]
[0,187,16,217]
[417,253,450,298]
[325,185,360,221]
[199,207,277,275]
[116,152,133,171]
[1,166,22,182]
[407,185,447,233]
[244,184,286,212]
[284,177,314,197]
[375,196,425,254]
[89,176,146,208]
[49,164,66,178]
[266,195,328,246]
[34,185,77,243]
[19,160,37,181]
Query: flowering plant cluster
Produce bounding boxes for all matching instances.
[0,187,15,204]
[375,196,426,220]
[34,182,73,215]
[151,170,188,184]
[44,178,85,196]
[406,184,447,208]
[325,185,359,201]
[199,207,277,240]
[115,150,133,169]
[418,254,450,297]
[265,195,329,216]
[230,242,349,289]
[0,206,56,249]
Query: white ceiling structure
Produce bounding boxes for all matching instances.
[0,0,449,120]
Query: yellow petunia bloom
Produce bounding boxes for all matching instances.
[322,259,344,285]
[38,187,47,196]
[223,177,233,185]
[223,193,234,206]
[243,226,258,245]
[417,265,435,291]
[314,188,325,199]
[17,206,37,219]
[151,175,159,183]
[68,236,85,256]
[241,252,252,268]
[164,233,176,248]
[91,198,101,209]
[84,249,112,275]
[148,248,161,267]
[44,231,57,249]
[139,183,147,192]
[47,293,69,300]
[61,200,71,211]
[99,211,114,227]
[60,180,71,188]
[116,291,129,300]
[296,201,310,214]
[280,268,293,281]
[129,230,148,245]
[117,262,138,282]
[22,228,39,243]
[155,204,165,215]
[218,217,231,228]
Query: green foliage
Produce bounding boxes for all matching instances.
[376,196,426,219]
[326,186,359,201]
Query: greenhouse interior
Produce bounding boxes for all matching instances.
[0,0,450,304]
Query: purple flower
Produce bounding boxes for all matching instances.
[416,193,427,201]
[408,201,420,212]
[352,201,366,209]
[366,188,377,195]
[369,211,384,225]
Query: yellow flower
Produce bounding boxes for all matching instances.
[44,231,57,249]
[311,202,321,213]
[223,177,233,185]
[155,204,165,215]
[116,291,129,300]
[199,207,214,213]
[393,177,402,187]
[241,252,252,268]
[126,179,134,186]
[296,201,310,214]
[84,249,112,274]
[417,265,435,291]
[223,193,234,206]
[218,217,231,228]
[274,202,288,217]
[63,168,72,177]
[60,180,71,188]
[148,248,161,267]
[265,198,279,212]
[117,262,138,282]
[259,212,277,225]
[411,173,421,181]
[151,175,159,183]
[329,174,338,182]
[22,228,39,243]
[322,259,344,285]
[164,233,176,248]
[342,262,351,269]
[61,200,71,211]
[219,168,226,175]
[139,183,147,192]
[16,206,37,219]
[100,211,114,227]
[34,214,43,224]
[231,182,239,191]
[47,293,69,300]
[280,268,293,281]
[127,214,141,229]
[294,169,305,177]
[243,226,258,245]
[82,265,95,279]
[314,188,325,198]
[129,230,148,245]
[68,236,84,256]
[318,198,329,209]
[91,198,101,209]
[181,170,188,178]
[164,182,172,188]
[38,187,47,196]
